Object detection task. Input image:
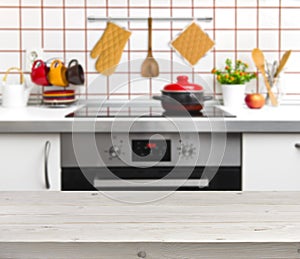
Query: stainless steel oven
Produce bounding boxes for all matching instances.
[61,133,241,191]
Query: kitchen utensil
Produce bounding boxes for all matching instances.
[170,22,215,67]
[153,76,212,112]
[267,60,278,86]
[2,67,33,108]
[252,48,278,106]
[91,22,131,76]
[265,61,272,85]
[48,60,68,87]
[274,50,292,78]
[141,17,159,78]
[30,59,50,86]
[66,59,85,85]
[272,61,278,79]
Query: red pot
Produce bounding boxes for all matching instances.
[163,76,204,92]
[153,76,212,112]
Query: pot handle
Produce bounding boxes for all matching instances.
[203,95,213,101]
[152,95,163,101]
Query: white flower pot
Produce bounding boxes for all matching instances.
[221,84,246,108]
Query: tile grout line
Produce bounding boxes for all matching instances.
[149,0,152,100]
[106,0,110,101]
[127,0,131,100]
[256,0,260,93]
[278,0,282,61]
[234,0,238,62]
[62,0,66,63]
[84,0,88,100]
[19,0,23,73]
[170,0,173,84]
[191,0,195,83]
[213,0,216,96]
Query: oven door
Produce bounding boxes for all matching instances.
[62,166,241,191]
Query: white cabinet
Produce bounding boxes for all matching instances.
[0,134,60,191]
[243,133,300,191]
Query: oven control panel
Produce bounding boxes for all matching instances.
[61,133,241,167]
[103,133,201,166]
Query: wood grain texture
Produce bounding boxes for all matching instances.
[1,242,300,259]
[1,192,300,258]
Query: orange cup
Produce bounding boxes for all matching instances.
[48,60,68,87]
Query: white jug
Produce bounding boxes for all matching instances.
[2,67,33,108]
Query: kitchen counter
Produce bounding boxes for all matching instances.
[1,191,300,258]
[0,101,300,132]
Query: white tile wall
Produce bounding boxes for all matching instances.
[44,8,63,28]
[0,0,299,100]
[259,8,279,28]
[22,9,41,28]
[0,8,19,28]
[65,9,85,29]
[0,31,20,50]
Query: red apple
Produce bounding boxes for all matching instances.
[245,93,265,109]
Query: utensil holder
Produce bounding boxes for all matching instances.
[265,72,285,106]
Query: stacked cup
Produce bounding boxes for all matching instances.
[30,59,84,105]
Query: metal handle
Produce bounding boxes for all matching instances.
[295,143,300,148]
[152,95,163,101]
[203,95,213,101]
[44,141,51,189]
[94,179,209,189]
[88,17,213,22]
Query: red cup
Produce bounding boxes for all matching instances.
[30,59,50,86]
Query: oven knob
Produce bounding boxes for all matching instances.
[181,145,194,157]
[109,146,121,158]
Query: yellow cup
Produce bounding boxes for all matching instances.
[48,60,68,87]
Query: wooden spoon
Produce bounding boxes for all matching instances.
[274,50,291,78]
[252,48,278,106]
[141,17,159,78]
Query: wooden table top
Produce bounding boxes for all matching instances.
[1,191,300,243]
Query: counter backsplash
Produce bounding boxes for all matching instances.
[0,0,299,103]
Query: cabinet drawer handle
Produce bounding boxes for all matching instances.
[295,143,300,148]
[44,141,51,189]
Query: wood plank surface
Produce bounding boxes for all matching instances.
[1,242,300,259]
[1,191,300,258]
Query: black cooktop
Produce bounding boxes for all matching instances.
[66,104,235,118]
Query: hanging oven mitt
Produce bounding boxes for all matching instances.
[91,22,131,76]
[170,22,215,67]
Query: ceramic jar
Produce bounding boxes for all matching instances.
[221,84,246,108]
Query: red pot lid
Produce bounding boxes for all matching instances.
[163,76,203,92]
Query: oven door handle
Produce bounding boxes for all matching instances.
[94,179,209,189]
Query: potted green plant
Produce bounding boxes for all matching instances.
[211,59,256,108]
